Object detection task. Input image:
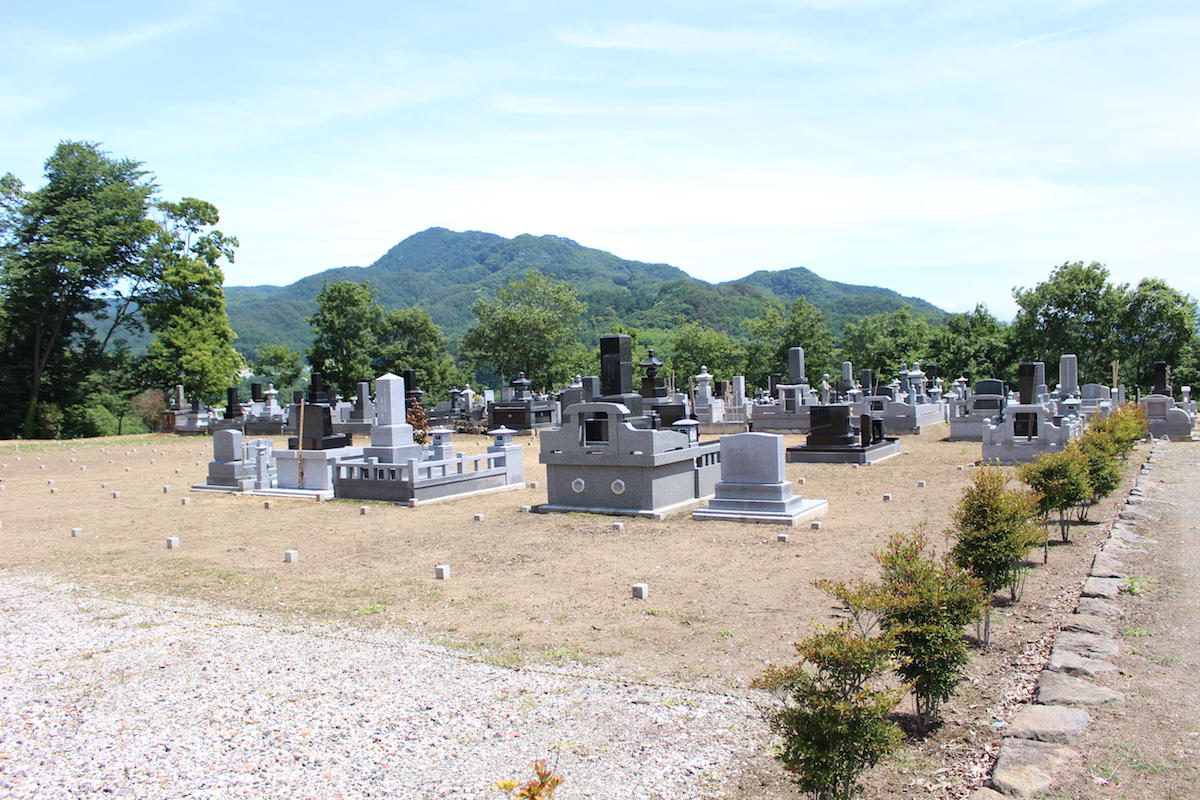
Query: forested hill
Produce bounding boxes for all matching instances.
[224,227,947,357]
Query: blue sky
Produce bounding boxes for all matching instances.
[2,0,1196,318]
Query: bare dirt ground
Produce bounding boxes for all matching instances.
[0,426,1185,798]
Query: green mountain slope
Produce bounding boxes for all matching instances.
[224,227,947,358]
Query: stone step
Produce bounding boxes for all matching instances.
[1060,613,1115,637]
[1089,553,1125,579]
[1007,704,1090,743]
[990,738,1079,798]
[1036,670,1121,706]
[1076,597,1122,618]
[1056,630,1119,658]
[1048,647,1118,677]
[1082,577,1122,599]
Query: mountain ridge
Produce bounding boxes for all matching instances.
[223,227,947,357]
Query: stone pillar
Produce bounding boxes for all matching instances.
[841,361,854,384]
[787,347,805,385]
[1018,363,1038,405]
[1059,354,1079,396]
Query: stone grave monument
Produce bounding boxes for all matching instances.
[982,362,1082,464]
[785,405,900,464]
[693,432,827,525]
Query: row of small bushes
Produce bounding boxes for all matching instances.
[757,404,1148,800]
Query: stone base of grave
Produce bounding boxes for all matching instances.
[533,494,712,521]
[274,446,362,492]
[947,419,992,441]
[248,486,335,501]
[750,408,812,434]
[332,420,374,436]
[244,419,286,435]
[697,422,751,436]
[881,403,948,436]
[785,438,900,464]
[693,496,828,526]
[208,418,246,434]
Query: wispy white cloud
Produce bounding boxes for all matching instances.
[556,21,807,54]
[10,9,211,65]
[1011,23,1098,48]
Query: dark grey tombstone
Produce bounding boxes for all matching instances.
[806,406,856,447]
[600,335,633,396]
[581,376,600,401]
[715,380,728,399]
[787,347,806,384]
[598,334,642,415]
[292,390,305,405]
[1152,361,1171,396]
[769,374,781,393]
[250,383,264,403]
[859,369,875,394]
[224,388,243,419]
[975,379,1005,397]
[876,386,895,400]
[401,369,424,403]
[859,414,873,447]
[1018,363,1037,405]
[287,404,351,450]
[308,372,326,403]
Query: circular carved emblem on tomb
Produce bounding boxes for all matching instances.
[571,478,586,493]
[610,479,626,495]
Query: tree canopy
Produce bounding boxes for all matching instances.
[307,280,383,397]
[840,307,932,379]
[460,269,588,390]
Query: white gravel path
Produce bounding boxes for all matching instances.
[0,574,767,799]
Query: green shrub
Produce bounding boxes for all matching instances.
[754,624,902,800]
[949,466,1042,645]
[1019,448,1092,551]
[875,531,986,731]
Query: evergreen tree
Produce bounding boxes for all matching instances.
[307,280,383,397]
[140,198,241,402]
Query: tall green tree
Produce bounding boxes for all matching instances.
[666,321,743,381]
[372,306,463,396]
[254,344,305,393]
[839,306,931,379]
[1118,278,1198,392]
[307,280,383,397]
[744,296,835,387]
[460,269,588,390]
[1009,262,1127,384]
[928,304,1010,381]
[0,141,158,437]
[140,199,241,402]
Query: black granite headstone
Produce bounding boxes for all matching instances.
[600,335,633,397]
[975,379,1005,397]
[768,374,781,393]
[287,404,351,450]
[1018,363,1037,405]
[858,369,875,394]
[224,388,243,419]
[581,376,600,401]
[292,390,305,405]
[250,383,264,403]
[1152,361,1171,396]
[806,406,857,447]
[308,372,327,403]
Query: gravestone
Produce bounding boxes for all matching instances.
[1151,361,1171,397]
[597,334,643,416]
[349,380,375,423]
[251,383,265,403]
[288,404,351,450]
[787,347,806,385]
[694,432,828,525]
[785,405,899,464]
[1059,354,1079,396]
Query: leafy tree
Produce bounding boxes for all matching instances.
[254,344,305,393]
[1089,404,1148,457]
[1019,448,1092,553]
[1118,278,1198,392]
[1009,262,1127,384]
[949,467,1042,645]
[0,141,158,437]
[1072,433,1123,521]
[928,304,1010,381]
[876,530,985,731]
[460,269,588,391]
[308,280,383,397]
[753,623,902,800]
[744,297,836,388]
[372,306,463,397]
[140,198,241,402]
[665,321,743,381]
[839,307,931,380]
